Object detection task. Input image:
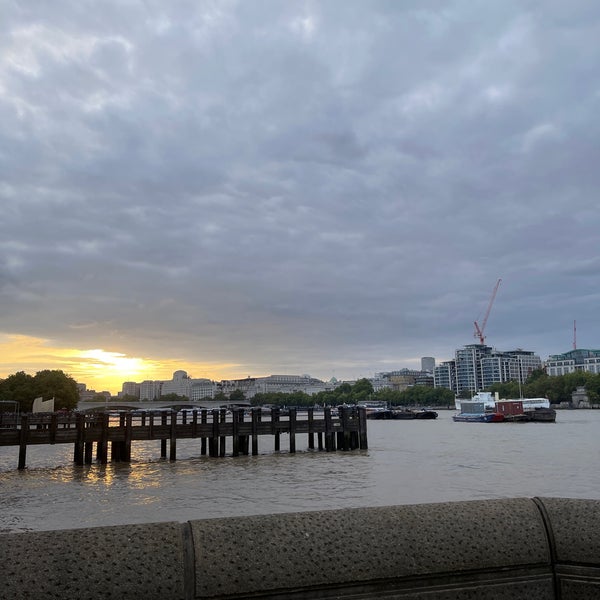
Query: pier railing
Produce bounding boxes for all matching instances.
[0,406,368,470]
[1,497,598,599]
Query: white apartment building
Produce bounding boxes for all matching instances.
[545,349,600,376]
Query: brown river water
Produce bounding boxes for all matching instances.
[1,410,598,533]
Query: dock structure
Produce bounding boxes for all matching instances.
[0,406,368,470]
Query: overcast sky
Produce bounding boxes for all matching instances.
[1,1,599,391]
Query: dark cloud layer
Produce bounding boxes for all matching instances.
[2,0,599,379]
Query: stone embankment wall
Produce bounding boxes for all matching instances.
[2,497,599,599]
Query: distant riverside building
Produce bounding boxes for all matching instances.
[545,349,600,376]
[119,381,140,399]
[140,380,163,401]
[421,357,435,373]
[376,369,434,391]
[218,374,330,399]
[434,344,542,395]
[161,370,215,400]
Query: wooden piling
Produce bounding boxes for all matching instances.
[201,410,207,455]
[289,407,297,453]
[251,408,260,456]
[307,408,315,449]
[169,410,177,461]
[323,408,331,451]
[272,408,281,452]
[18,415,28,470]
[219,409,227,457]
[73,413,85,466]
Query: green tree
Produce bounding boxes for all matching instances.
[229,389,246,403]
[33,370,79,411]
[351,378,374,403]
[0,369,79,411]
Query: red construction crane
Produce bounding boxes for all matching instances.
[474,278,502,345]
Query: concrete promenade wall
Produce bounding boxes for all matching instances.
[2,497,599,599]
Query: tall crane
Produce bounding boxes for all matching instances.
[474,278,502,345]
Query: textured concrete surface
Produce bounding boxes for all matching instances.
[1,497,598,599]
[191,498,550,597]
[1,521,186,600]
[536,497,600,600]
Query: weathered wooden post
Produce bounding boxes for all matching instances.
[307,407,315,449]
[251,407,260,455]
[358,406,368,450]
[18,414,28,470]
[289,407,297,453]
[209,409,219,457]
[84,441,93,464]
[124,412,132,462]
[324,407,335,451]
[232,408,240,457]
[97,412,109,464]
[161,412,168,459]
[219,409,227,457]
[49,413,57,444]
[191,410,198,438]
[169,410,177,461]
[73,412,85,466]
[272,407,281,452]
[201,410,207,455]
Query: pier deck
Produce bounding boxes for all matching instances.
[0,406,367,469]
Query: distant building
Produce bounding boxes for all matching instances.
[545,349,600,376]
[434,344,542,395]
[217,374,330,399]
[376,369,434,391]
[161,370,214,400]
[421,357,435,373]
[119,381,140,399]
[140,380,163,401]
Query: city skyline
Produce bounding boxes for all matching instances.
[2,2,600,395]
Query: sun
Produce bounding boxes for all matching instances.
[80,349,153,379]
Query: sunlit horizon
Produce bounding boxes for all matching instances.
[0,333,240,395]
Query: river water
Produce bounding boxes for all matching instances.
[1,410,598,533]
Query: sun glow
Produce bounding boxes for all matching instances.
[0,333,237,395]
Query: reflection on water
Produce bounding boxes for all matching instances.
[1,411,599,532]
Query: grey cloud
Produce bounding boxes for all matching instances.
[1,0,600,379]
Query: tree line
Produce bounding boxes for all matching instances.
[0,370,79,412]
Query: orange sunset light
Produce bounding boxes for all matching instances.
[0,333,235,394]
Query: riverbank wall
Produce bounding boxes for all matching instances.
[2,497,598,599]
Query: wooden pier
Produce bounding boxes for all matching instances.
[0,406,368,470]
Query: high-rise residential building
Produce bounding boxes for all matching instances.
[434,345,541,395]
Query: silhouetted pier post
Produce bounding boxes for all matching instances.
[272,407,281,451]
[209,409,219,457]
[84,441,93,464]
[73,412,85,465]
[124,413,132,462]
[97,413,109,464]
[232,408,241,457]
[358,406,368,449]
[160,412,167,458]
[18,415,28,470]
[169,410,177,461]
[324,407,335,451]
[219,409,227,457]
[307,408,315,449]
[289,407,297,453]
[200,410,207,455]
[251,407,260,455]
